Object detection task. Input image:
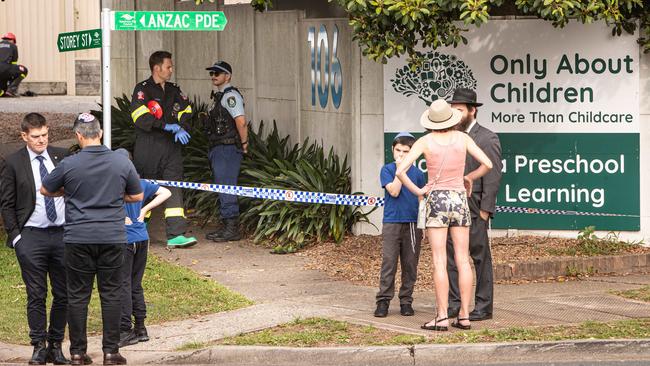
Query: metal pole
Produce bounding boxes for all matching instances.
[101,8,111,148]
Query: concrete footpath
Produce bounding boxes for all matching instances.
[0,95,99,114]
[3,220,650,365]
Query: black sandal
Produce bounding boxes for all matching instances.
[421,317,449,331]
[451,317,471,330]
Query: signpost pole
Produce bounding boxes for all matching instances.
[101,8,112,148]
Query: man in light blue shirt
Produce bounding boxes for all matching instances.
[203,60,248,242]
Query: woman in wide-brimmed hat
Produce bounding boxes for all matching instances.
[396,99,493,331]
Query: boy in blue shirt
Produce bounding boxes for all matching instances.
[375,132,426,317]
[115,149,172,347]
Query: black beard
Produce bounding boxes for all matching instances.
[457,116,472,131]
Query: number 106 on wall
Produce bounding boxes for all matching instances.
[308,25,342,109]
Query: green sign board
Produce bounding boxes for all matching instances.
[112,11,227,31]
[383,132,640,231]
[57,29,102,52]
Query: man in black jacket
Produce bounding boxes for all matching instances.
[0,113,70,365]
[446,88,503,322]
[129,50,197,248]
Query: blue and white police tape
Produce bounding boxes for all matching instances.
[148,179,639,218]
[148,179,384,207]
[494,206,638,218]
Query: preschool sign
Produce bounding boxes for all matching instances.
[383,20,640,230]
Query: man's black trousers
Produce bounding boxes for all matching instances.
[65,243,123,355]
[15,226,67,345]
[120,240,148,331]
[445,195,494,315]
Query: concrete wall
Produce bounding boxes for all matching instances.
[106,2,354,156]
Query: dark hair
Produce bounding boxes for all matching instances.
[393,135,416,148]
[471,105,478,119]
[149,51,172,72]
[21,113,47,132]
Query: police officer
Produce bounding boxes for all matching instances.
[129,50,198,248]
[203,61,248,242]
[0,32,28,97]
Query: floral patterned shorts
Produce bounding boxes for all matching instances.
[424,190,471,228]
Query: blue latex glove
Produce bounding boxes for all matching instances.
[163,123,181,134]
[175,129,191,145]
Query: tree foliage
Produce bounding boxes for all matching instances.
[331,0,649,65]
[193,0,649,66]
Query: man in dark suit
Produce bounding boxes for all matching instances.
[446,88,503,321]
[0,113,70,364]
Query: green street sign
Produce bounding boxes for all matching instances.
[57,29,102,52]
[112,11,227,31]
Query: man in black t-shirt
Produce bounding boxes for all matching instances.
[42,113,143,366]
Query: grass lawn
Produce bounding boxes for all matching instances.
[0,231,252,345]
[612,286,650,303]
[214,317,650,348]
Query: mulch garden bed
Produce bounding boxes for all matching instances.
[0,112,76,144]
[298,234,650,290]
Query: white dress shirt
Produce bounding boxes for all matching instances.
[465,119,477,134]
[23,148,66,228]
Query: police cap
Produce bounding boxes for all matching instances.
[206,61,232,75]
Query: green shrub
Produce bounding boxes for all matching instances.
[101,95,374,252]
[239,121,374,253]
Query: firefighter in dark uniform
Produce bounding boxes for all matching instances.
[203,61,248,242]
[0,32,28,97]
[129,50,197,248]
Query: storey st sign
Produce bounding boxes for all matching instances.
[57,29,102,52]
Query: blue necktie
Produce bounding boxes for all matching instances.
[35,155,57,223]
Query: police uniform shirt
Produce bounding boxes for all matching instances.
[42,146,142,244]
[219,83,245,118]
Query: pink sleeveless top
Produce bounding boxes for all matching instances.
[423,131,466,192]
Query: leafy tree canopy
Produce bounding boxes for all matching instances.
[195,0,649,65]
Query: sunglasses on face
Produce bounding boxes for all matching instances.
[209,71,223,77]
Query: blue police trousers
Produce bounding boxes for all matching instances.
[208,144,242,219]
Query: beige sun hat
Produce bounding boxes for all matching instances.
[420,99,463,130]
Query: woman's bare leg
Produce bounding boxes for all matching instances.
[450,226,472,326]
[424,227,450,327]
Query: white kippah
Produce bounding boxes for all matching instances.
[78,112,95,122]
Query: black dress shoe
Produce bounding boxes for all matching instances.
[468,310,493,321]
[29,341,47,365]
[103,352,127,365]
[374,300,389,317]
[400,304,414,316]
[118,329,139,348]
[70,353,93,365]
[47,342,71,365]
[134,323,149,342]
[447,307,459,318]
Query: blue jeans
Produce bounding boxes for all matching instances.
[208,144,242,219]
